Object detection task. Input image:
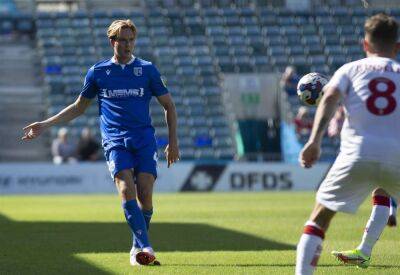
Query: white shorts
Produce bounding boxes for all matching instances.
[317,154,400,214]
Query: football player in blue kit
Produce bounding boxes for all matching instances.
[22,19,179,266]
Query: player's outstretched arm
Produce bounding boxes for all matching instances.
[22,96,92,140]
[299,86,341,168]
[156,93,180,167]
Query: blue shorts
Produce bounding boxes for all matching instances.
[105,144,158,179]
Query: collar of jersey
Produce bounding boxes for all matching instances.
[111,55,135,65]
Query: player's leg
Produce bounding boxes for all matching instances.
[114,169,157,266]
[332,188,391,268]
[296,202,336,275]
[382,163,400,227]
[328,159,395,269]
[131,144,159,265]
[135,143,158,233]
[132,173,155,253]
[106,148,153,266]
[387,197,397,227]
[136,172,155,230]
[114,169,151,250]
[357,188,390,256]
[133,172,159,265]
[299,156,376,274]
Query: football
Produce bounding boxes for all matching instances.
[297,72,329,106]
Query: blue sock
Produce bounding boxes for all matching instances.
[122,200,150,248]
[134,208,153,248]
[142,208,153,229]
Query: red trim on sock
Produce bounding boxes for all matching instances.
[303,225,325,239]
[373,196,390,207]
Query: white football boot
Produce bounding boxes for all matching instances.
[129,247,141,266]
[135,247,160,266]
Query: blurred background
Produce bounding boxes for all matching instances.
[0,0,399,193]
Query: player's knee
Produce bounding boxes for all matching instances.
[137,189,153,209]
[115,177,135,200]
[119,185,135,201]
[119,185,132,200]
[138,187,151,199]
[136,173,154,208]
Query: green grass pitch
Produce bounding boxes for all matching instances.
[0,192,399,274]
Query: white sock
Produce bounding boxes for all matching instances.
[357,196,390,257]
[296,221,324,275]
[143,246,155,255]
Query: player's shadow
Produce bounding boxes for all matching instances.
[0,214,294,274]
[165,263,400,269]
[151,222,295,252]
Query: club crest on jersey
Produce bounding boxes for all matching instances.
[133,67,142,76]
[106,69,111,75]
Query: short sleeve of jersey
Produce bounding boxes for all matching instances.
[325,64,351,97]
[149,65,168,97]
[80,66,97,99]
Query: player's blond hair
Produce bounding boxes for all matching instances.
[364,13,398,52]
[107,19,137,40]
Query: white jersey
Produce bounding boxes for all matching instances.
[326,56,400,164]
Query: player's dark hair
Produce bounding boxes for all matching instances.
[364,13,398,52]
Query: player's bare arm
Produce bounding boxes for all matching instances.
[300,86,341,168]
[22,96,92,140]
[156,93,179,167]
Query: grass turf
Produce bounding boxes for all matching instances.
[0,192,399,274]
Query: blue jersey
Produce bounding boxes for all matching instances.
[80,57,168,151]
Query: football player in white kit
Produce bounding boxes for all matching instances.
[295,13,400,275]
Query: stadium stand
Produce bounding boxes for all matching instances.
[0,1,47,161]
[5,0,400,162]
[36,5,237,160]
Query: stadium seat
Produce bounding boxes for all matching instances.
[262,26,280,36]
[286,34,303,46]
[266,36,285,46]
[268,46,286,56]
[323,35,341,46]
[301,24,318,35]
[307,44,324,55]
[287,45,306,56]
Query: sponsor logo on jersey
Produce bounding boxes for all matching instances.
[133,67,142,76]
[100,88,144,98]
[106,69,111,75]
